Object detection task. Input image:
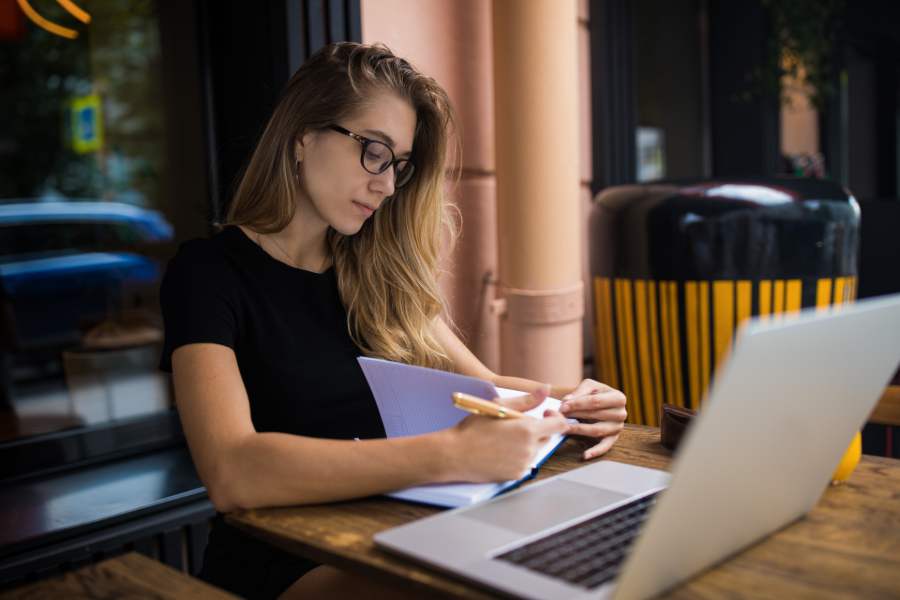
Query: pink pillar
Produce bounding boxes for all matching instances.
[493,0,583,385]
[362,0,501,371]
[363,1,589,384]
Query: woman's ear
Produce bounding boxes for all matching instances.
[294,137,305,163]
[295,131,316,163]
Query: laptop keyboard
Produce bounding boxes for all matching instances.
[496,491,660,590]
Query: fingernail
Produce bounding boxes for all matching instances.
[562,394,573,400]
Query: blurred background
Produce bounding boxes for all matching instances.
[0,0,898,584]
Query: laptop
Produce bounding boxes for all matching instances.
[375,293,900,599]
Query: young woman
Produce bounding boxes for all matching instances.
[160,42,626,599]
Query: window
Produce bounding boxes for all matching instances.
[0,0,208,477]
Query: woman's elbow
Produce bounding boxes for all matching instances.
[204,474,248,513]
[202,457,254,512]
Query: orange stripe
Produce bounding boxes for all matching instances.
[759,280,772,320]
[602,278,619,388]
[699,281,710,405]
[668,282,685,409]
[647,281,664,413]
[593,278,615,387]
[634,281,657,427]
[685,281,700,409]
[659,281,675,408]
[816,278,833,313]
[833,277,846,307]
[621,280,643,424]
[773,279,785,317]
[57,0,92,24]
[614,280,635,422]
[786,279,802,316]
[713,281,734,370]
[16,0,79,39]
[736,280,752,329]
[592,278,605,381]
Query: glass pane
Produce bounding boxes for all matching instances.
[0,0,196,445]
[633,0,706,181]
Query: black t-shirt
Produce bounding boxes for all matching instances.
[159,225,385,440]
[158,225,386,597]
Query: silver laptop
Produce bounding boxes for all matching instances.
[375,293,900,599]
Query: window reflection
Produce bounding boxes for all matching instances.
[0,0,178,444]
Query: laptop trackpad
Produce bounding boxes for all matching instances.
[461,480,630,536]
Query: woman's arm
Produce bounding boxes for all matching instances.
[172,343,566,512]
[432,317,627,459]
[431,317,573,395]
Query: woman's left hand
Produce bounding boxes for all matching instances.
[559,379,627,460]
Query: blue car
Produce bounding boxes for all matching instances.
[0,200,174,356]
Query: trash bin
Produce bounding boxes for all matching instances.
[589,178,860,426]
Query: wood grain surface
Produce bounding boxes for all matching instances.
[1,552,238,599]
[227,425,900,599]
[870,385,900,426]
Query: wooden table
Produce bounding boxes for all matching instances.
[227,425,900,599]
[0,552,237,599]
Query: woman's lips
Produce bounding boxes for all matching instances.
[353,200,375,217]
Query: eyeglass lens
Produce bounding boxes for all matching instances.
[362,141,414,187]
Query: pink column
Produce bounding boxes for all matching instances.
[493,0,583,385]
[362,0,501,371]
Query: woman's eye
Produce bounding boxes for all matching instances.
[366,146,388,160]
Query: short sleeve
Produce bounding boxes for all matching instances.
[158,240,239,372]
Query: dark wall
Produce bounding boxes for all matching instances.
[633,0,707,180]
[847,46,878,200]
[708,0,780,177]
[200,0,361,222]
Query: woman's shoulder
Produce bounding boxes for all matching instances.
[163,227,247,283]
[169,227,243,266]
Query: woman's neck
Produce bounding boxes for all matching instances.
[243,201,331,273]
[275,209,331,272]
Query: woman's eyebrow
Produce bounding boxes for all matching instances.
[362,129,412,157]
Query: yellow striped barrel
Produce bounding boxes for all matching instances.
[592,276,858,426]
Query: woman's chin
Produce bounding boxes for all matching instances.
[331,219,366,236]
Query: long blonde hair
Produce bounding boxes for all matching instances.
[224,42,458,370]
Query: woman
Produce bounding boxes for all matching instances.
[160,42,626,598]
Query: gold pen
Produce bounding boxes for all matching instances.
[452,392,526,419]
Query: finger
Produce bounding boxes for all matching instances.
[582,434,620,460]
[533,412,569,437]
[560,391,626,415]
[563,407,627,423]
[496,384,550,412]
[566,421,625,438]
[562,379,603,400]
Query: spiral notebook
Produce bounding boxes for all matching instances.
[357,357,570,508]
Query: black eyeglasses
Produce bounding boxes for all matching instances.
[327,125,416,189]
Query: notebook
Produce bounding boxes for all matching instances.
[357,357,570,507]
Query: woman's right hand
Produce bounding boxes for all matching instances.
[445,390,570,483]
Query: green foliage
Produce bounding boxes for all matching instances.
[761,0,845,110]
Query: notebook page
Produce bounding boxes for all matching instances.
[356,357,572,507]
[357,357,498,436]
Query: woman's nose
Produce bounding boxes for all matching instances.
[373,166,396,197]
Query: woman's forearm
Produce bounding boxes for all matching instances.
[212,429,455,511]
[492,374,576,399]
